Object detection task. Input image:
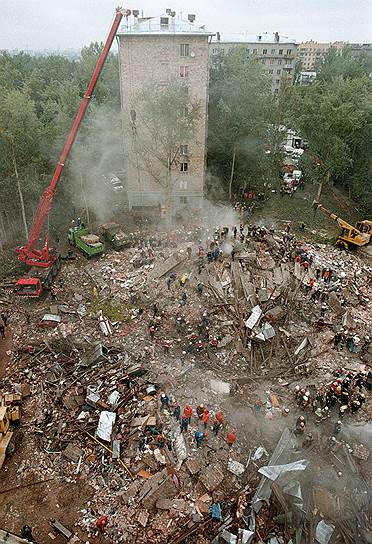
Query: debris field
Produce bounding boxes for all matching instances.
[0,220,371,544]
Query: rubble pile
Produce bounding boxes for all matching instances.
[0,221,371,544]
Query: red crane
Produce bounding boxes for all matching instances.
[16,7,124,269]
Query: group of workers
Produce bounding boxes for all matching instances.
[159,394,237,450]
[294,367,370,421]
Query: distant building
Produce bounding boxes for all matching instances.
[210,32,297,93]
[117,12,212,215]
[298,40,344,70]
[350,42,372,61]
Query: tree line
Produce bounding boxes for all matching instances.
[0,43,371,246]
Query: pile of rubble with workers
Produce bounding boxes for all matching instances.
[0,215,371,544]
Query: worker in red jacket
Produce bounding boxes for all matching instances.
[202,410,210,428]
[226,430,237,448]
[183,404,193,423]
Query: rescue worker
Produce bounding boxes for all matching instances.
[160,393,169,410]
[202,409,210,428]
[180,415,189,433]
[187,246,192,259]
[183,404,193,423]
[303,432,313,448]
[21,526,35,542]
[173,403,181,421]
[334,420,342,434]
[295,415,306,435]
[226,430,237,449]
[196,403,205,419]
[195,430,206,448]
[197,283,203,296]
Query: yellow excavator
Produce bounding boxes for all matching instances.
[312,201,372,249]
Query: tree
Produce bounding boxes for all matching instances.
[133,80,201,221]
[0,88,43,239]
[208,47,272,200]
[287,75,372,203]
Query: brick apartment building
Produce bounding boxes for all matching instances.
[210,32,297,93]
[117,12,212,216]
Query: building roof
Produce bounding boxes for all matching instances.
[211,32,296,45]
[117,14,213,36]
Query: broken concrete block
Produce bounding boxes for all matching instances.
[62,444,83,463]
[199,464,224,491]
[210,379,230,395]
[137,510,149,527]
[139,468,177,510]
[328,292,346,316]
[186,456,202,475]
[265,306,284,321]
[51,520,72,540]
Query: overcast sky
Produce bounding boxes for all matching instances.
[0,0,371,51]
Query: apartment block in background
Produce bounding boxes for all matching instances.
[117,12,212,216]
[210,32,297,93]
[298,40,344,70]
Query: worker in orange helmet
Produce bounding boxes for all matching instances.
[226,430,237,449]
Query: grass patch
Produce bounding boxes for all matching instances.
[88,297,133,323]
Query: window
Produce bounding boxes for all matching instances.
[269,58,274,64]
[160,17,169,28]
[279,49,283,55]
[274,88,279,93]
[286,49,292,55]
[180,180,188,190]
[180,196,188,204]
[286,59,293,65]
[180,44,190,57]
[253,49,258,54]
[180,144,188,155]
[180,162,188,172]
[246,48,250,54]
[261,59,266,65]
[180,85,189,96]
[180,65,189,78]
[276,79,280,84]
[268,69,274,74]
[271,48,276,54]
[277,69,281,74]
[262,49,267,54]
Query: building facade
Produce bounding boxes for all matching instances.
[298,40,344,70]
[117,13,211,215]
[210,33,297,93]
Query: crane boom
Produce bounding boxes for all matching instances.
[312,202,356,232]
[16,7,124,267]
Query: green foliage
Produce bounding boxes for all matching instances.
[0,45,121,238]
[208,47,273,196]
[135,80,201,188]
[287,73,372,209]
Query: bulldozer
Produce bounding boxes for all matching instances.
[0,393,21,469]
[312,201,372,250]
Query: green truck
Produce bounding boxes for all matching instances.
[100,222,132,250]
[68,226,104,257]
